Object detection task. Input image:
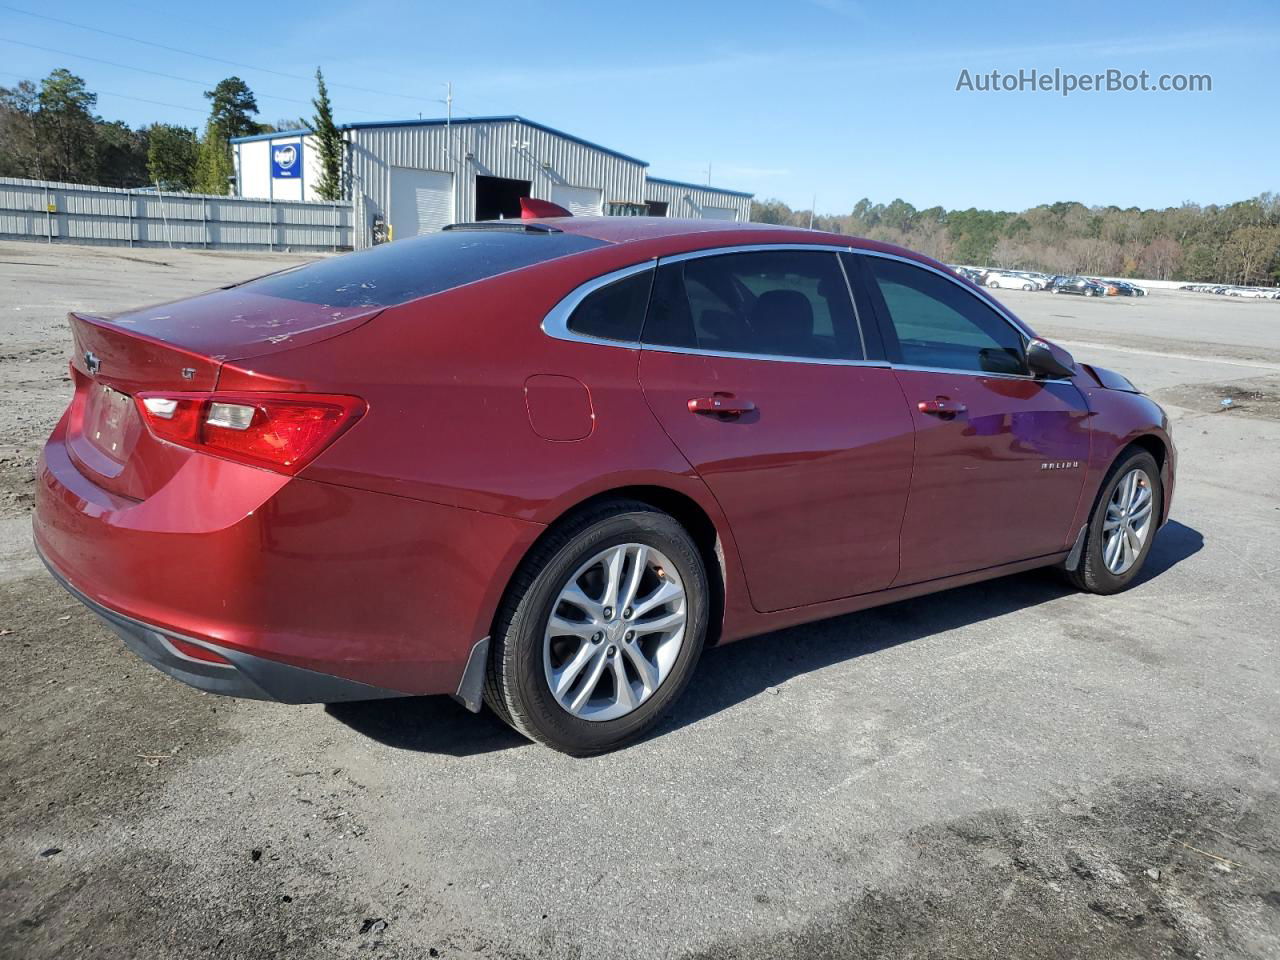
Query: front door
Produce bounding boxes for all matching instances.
[638,247,915,612]
[853,253,1091,585]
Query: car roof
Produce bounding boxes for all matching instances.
[526,216,942,265]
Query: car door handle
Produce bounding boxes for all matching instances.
[688,395,756,417]
[918,398,967,416]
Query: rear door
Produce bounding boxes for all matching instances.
[637,246,915,613]
[851,253,1091,585]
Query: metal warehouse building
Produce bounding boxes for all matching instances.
[231,116,752,248]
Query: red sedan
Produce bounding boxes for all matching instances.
[33,217,1175,755]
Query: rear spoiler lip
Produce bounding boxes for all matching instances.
[68,310,225,380]
[68,305,386,390]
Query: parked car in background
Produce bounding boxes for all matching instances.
[1052,276,1108,297]
[1107,280,1145,297]
[32,218,1176,755]
[984,271,1043,291]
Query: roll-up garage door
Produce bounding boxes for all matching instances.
[389,167,455,238]
[699,205,738,221]
[550,184,603,216]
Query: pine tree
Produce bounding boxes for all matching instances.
[193,121,233,195]
[312,68,342,201]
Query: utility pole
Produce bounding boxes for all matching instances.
[706,162,712,186]
[808,193,816,230]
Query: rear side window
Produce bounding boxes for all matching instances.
[643,250,863,361]
[566,269,653,342]
[864,256,1027,375]
[239,229,606,308]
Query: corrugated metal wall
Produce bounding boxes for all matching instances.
[346,120,647,248]
[0,177,352,251]
[644,179,752,221]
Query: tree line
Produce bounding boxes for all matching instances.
[0,69,343,200]
[751,194,1280,286]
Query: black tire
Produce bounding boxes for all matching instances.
[484,500,709,755]
[1066,448,1162,594]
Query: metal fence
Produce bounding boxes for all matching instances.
[0,177,353,252]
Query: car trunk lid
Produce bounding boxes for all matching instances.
[64,290,381,500]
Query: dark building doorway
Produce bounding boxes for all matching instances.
[646,201,669,217]
[475,175,532,220]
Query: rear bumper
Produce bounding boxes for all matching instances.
[40,547,400,703]
[33,410,543,701]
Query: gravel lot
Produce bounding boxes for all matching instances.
[2,242,1278,960]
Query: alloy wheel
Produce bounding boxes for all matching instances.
[1102,468,1154,575]
[542,543,688,722]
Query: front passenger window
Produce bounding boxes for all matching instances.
[862,256,1027,375]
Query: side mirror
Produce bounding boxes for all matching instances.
[1026,338,1076,379]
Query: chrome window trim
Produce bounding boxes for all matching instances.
[891,363,1042,382]
[539,242,1040,375]
[540,260,655,349]
[639,343,888,368]
[657,242,855,264]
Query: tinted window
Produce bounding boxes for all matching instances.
[643,250,863,360]
[865,257,1027,375]
[239,229,606,308]
[567,269,653,342]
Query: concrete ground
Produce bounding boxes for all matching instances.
[1,242,1277,960]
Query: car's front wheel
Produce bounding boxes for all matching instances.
[1067,448,1162,594]
[485,501,709,755]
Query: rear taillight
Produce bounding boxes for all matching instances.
[134,392,365,475]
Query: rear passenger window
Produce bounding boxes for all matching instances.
[643,250,863,361]
[566,269,653,342]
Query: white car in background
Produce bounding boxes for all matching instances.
[984,271,1044,291]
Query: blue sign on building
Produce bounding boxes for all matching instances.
[271,143,301,179]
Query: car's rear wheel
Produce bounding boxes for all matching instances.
[988,279,1000,288]
[485,501,709,755]
[1067,448,1162,594]
[1022,283,1033,291]
[1085,288,1096,297]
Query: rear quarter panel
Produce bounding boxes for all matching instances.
[216,241,757,646]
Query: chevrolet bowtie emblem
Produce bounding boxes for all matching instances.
[84,351,101,375]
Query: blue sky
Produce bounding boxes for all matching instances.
[2,0,1275,213]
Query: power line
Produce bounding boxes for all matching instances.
[1,4,438,106]
[0,36,394,118]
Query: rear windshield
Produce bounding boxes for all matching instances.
[239,229,607,307]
